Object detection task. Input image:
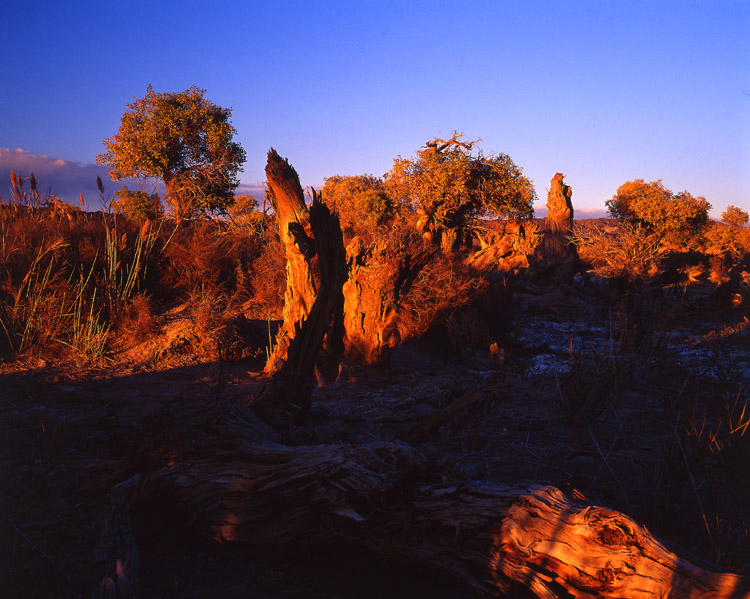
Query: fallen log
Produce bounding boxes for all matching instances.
[98,405,749,599]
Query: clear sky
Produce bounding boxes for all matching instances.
[1,0,748,217]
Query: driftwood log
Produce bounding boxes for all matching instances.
[95,405,750,599]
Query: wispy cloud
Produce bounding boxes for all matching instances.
[0,149,270,210]
[0,148,150,210]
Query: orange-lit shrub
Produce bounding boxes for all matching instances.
[399,252,488,340]
[574,221,662,281]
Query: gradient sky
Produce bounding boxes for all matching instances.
[2,0,748,216]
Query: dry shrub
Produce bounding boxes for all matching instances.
[400,252,488,341]
[574,222,662,281]
[114,293,160,347]
[702,221,750,259]
[0,209,114,361]
[247,233,285,319]
[161,222,258,302]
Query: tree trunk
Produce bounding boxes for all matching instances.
[263,149,318,374]
[254,150,347,424]
[343,237,433,364]
[545,172,574,236]
[96,405,750,599]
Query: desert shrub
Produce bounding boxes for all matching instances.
[574,221,663,281]
[702,221,749,260]
[322,174,400,236]
[0,192,166,362]
[386,132,536,251]
[110,186,164,221]
[112,292,160,348]
[399,252,488,340]
[721,205,749,228]
[247,232,285,319]
[160,221,259,301]
[606,179,711,244]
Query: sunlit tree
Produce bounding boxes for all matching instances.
[607,179,711,239]
[721,205,749,228]
[386,132,536,250]
[110,186,163,221]
[322,174,399,231]
[97,85,246,221]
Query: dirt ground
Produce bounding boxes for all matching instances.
[2,277,749,598]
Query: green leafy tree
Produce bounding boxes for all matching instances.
[97,85,246,221]
[110,186,163,221]
[721,205,749,228]
[322,174,399,231]
[386,132,536,250]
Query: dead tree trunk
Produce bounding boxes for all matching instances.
[97,406,750,599]
[263,149,318,374]
[254,150,347,425]
[545,172,574,236]
[343,238,433,364]
[533,173,578,279]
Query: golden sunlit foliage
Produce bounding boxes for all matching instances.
[322,174,400,232]
[97,85,246,221]
[385,132,535,250]
[722,205,749,228]
[606,179,711,239]
[110,186,164,221]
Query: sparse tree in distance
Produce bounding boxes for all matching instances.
[109,186,163,221]
[721,205,749,228]
[386,132,536,251]
[97,85,246,221]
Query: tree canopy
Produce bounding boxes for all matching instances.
[97,85,246,221]
[606,179,711,236]
[322,174,399,231]
[110,186,163,221]
[385,132,536,250]
[721,205,749,228]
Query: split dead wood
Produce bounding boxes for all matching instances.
[262,149,318,374]
[96,405,749,599]
[253,191,347,424]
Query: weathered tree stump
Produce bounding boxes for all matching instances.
[533,173,578,278]
[343,237,433,364]
[254,150,347,425]
[262,149,318,374]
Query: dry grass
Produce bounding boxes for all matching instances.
[573,221,663,281]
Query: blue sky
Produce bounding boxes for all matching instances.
[1,0,748,216]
